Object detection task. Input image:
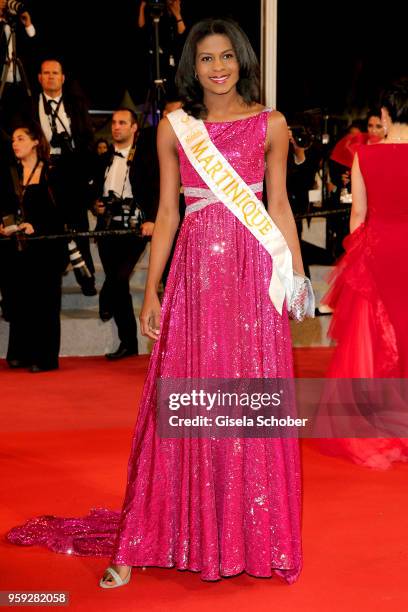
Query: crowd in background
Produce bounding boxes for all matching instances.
[0,0,391,370]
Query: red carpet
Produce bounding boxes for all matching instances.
[1,348,407,611]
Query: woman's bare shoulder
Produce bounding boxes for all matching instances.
[267,109,287,128]
[157,117,178,151]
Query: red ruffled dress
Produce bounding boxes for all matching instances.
[318,143,408,469]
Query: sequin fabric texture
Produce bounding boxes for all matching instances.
[8,111,302,583]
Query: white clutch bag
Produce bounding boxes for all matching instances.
[288,273,315,322]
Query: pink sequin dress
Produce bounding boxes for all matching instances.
[8,111,302,583]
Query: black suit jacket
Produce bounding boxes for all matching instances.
[92,130,158,224]
[34,82,94,158]
[287,148,319,216]
[34,84,95,217]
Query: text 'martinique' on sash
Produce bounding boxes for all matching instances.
[167,108,293,315]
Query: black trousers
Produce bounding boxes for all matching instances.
[0,248,11,320]
[5,243,63,368]
[51,154,95,276]
[97,233,148,351]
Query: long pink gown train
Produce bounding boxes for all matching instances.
[8,111,302,583]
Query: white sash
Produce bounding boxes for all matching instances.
[167,108,293,315]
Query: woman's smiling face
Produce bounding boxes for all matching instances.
[195,34,240,96]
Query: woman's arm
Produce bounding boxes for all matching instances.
[139,117,181,340]
[168,0,186,34]
[349,153,367,232]
[138,1,147,28]
[264,111,305,275]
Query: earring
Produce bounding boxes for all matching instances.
[194,70,198,80]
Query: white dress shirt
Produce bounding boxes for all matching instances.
[38,93,72,155]
[103,145,133,199]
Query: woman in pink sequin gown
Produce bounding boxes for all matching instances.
[8,19,304,587]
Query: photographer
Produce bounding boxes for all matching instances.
[137,0,187,101]
[0,0,38,131]
[36,58,97,296]
[0,121,67,372]
[92,108,157,359]
[286,125,319,277]
[138,0,186,34]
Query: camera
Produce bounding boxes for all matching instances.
[101,191,124,229]
[50,131,74,155]
[289,126,313,149]
[5,0,26,17]
[67,240,92,280]
[146,0,166,16]
[102,191,145,230]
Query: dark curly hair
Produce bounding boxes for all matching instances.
[175,18,260,119]
[380,77,408,124]
[366,108,382,122]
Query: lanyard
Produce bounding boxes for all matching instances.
[42,94,70,135]
[22,159,41,192]
[105,147,135,199]
[9,159,40,222]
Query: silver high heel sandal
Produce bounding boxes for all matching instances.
[99,566,132,589]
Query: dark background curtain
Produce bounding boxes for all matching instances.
[23,1,406,117]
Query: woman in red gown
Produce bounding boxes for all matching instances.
[319,78,408,469]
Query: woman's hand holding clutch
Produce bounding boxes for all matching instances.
[288,272,315,322]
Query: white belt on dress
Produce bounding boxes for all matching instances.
[184,182,264,216]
